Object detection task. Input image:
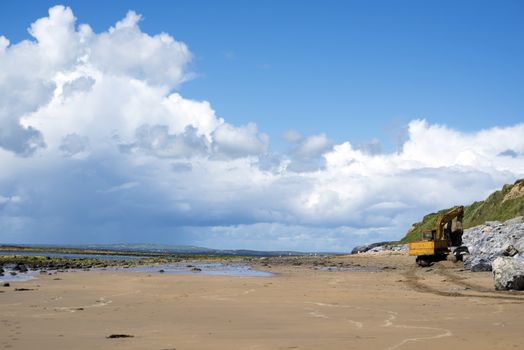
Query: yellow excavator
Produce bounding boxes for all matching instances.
[408,206,464,267]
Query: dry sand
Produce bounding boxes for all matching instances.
[1,254,523,350]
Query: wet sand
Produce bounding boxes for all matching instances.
[1,253,523,350]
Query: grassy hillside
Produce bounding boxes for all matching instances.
[401,179,524,243]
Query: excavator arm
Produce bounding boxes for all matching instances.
[435,206,464,241]
[408,205,465,266]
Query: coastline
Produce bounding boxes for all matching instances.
[1,252,523,349]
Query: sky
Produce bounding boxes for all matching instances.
[0,1,523,251]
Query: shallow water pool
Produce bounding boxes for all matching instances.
[110,262,273,277]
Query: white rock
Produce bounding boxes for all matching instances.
[462,217,524,271]
[492,256,524,290]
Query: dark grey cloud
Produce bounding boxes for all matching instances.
[498,149,519,158]
[121,125,209,158]
[0,79,53,156]
[60,133,90,157]
[0,124,46,157]
[172,162,192,172]
[62,77,96,98]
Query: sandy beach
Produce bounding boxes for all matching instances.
[1,254,523,350]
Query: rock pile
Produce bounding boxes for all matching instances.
[351,242,407,254]
[462,216,524,272]
[351,242,390,254]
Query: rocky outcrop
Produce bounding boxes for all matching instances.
[351,242,407,254]
[492,256,524,290]
[367,244,407,253]
[351,242,391,254]
[462,216,524,271]
[14,263,28,273]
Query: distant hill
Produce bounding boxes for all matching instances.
[78,244,315,256]
[74,243,215,254]
[0,243,313,257]
[401,179,524,243]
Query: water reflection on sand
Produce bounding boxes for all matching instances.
[108,262,273,277]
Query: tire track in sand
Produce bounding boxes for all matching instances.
[382,311,452,350]
[304,302,452,349]
[402,268,524,301]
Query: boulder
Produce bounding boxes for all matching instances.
[14,264,28,272]
[464,256,492,272]
[492,256,524,290]
[462,216,524,271]
[504,245,519,257]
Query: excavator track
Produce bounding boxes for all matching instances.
[402,266,524,302]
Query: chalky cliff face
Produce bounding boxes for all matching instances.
[1,6,524,251]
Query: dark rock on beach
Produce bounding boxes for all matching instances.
[464,256,492,272]
[14,264,28,272]
[107,334,134,339]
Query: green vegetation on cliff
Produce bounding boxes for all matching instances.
[401,179,524,243]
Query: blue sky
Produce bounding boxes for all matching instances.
[0,1,523,251]
[2,0,523,151]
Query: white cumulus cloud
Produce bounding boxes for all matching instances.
[0,6,523,251]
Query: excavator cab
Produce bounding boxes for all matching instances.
[409,206,464,267]
[421,230,436,241]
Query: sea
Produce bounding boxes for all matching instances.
[0,250,273,283]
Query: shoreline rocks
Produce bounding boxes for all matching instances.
[351,242,407,255]
[464,256,492,272]
[462,216,524,271]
